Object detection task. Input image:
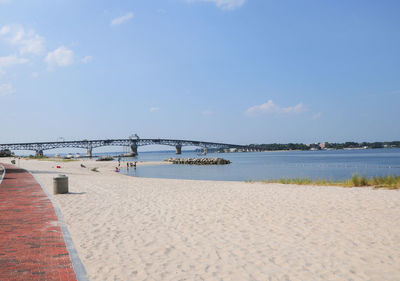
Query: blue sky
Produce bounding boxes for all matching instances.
[1,0,399,147]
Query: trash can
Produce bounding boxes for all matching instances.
[53,175,68,194]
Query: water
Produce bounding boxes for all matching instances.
[120,148,400,181]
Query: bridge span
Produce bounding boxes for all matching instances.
[0,138,248,157]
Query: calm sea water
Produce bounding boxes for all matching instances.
[119,148,400,181]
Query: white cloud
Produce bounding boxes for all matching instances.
[0,54,28,68]
[0,24,45,55]
[45,46,74,67]
[32,72,39,78]
[81,56,93,64]
[149,107,160,112]
[0,0,11,4]
[187,0,247,10]
[0,83,15,96]
[0,55,28,75]
[111,12,134,26]
[0,25,10,34]
[312,112,322,120]
[246,100,305,115]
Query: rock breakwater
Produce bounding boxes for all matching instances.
[96,156,114,161]
[165,158,231,165]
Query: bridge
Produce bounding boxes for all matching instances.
[0,138,248,157]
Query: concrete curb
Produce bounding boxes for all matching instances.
[29,171,89,281]
[0,164,5,185]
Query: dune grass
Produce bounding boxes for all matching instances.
[23,156,78,162]
[39,158,78,162]
[247,175,400,190]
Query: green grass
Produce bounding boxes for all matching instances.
[23,156,78,162]
[38,158,77,162]
[26,155,48,159]
[249,175,400,190]
[91,167,99,172]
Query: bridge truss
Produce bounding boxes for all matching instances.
[0,138,248,156]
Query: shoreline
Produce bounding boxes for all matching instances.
[4,156,400,188]
[1,157,400,280]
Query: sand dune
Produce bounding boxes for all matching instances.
[6,158,400,281]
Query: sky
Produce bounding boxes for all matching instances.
[0,0,399,148]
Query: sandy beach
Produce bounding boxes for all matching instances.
[3,157,400,281]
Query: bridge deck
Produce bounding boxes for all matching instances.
[0,138,248,154]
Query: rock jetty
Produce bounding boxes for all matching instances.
[165,158,231,165]
[96,156,114,161]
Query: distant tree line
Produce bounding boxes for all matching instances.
[244,141,400,151]
[0,149,14,157]
[325,141,400,150]
[247,143,310,151]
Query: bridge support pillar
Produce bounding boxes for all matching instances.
[130,144,138,156]
[175,145,182,154]
[35,150,43,157]
[86,147,92,158]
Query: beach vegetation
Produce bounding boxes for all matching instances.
[91,167,99,172]
[252,175,400,189]
[40,158,77,162]
[0,149,14,157]
[27,155,48,159]
[24,156,77,162]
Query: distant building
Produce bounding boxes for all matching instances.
[309,143,321,150]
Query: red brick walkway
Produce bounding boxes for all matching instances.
[0,164,77,281]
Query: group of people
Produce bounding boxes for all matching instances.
[115,160,137,173]
[127,162,137,169]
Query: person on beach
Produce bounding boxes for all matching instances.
[126,162,129,169]
[133,161,137,169]
[115,167,120,172]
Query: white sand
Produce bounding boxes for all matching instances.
[4,158,400,281]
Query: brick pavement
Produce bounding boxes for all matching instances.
[0,163,78,281]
